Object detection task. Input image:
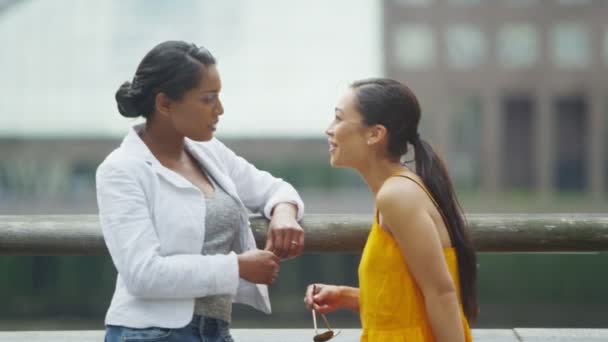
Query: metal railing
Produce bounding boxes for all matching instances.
[1,214,608,341]
[1,214,608,255]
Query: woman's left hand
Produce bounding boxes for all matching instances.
[265,203,304,259]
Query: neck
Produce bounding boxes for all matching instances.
[140,119,186,163]
[355,156,408,196]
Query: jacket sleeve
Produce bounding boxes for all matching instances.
[213,139,304,220]
[96,161,239,299]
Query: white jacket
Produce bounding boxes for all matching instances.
[96,124,304,329]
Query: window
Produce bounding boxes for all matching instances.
[604,28,608,65]
[447,0,482,5]
[502,94,536,190]
[499,23,539,68]
[70,161,98,198]
[449,97,483,190]
[446,25,486,69]
[504,0,540,6]
[393,24,436,69]
[394,0,432,6]
[552,23,590,68]
[553,95,588,192]
[557,0,592,5]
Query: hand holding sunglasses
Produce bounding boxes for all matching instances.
[311,285,341,341]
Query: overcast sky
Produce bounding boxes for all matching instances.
[0,0,381,138]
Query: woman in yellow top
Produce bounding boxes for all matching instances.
[304,78,478,341]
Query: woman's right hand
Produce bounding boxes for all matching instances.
[304,283,343,314]
[237,249,280,285]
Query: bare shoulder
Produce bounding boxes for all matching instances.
[376,174,427,218]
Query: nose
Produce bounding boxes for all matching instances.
[216,98,224,116]
[325,123,334,137]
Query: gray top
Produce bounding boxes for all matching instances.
[194,174,241,323]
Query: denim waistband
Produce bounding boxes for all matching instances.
[105,315,233,342]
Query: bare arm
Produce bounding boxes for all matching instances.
[377,179,465,342]
[336,285,360,312]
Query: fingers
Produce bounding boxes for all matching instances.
[264,229,274,252]
[267,251,280,284]
[298,230,305,254]
[271,267,279,284]
[273,229,288,258]
[272,226,305,259]
[304,284,316,309]
[307,292,334,314]
[305,283,329,310]
[285,232,298,259]
[261,250,280,285]
[265,251,281,272]
[311,286,335,314]
[267,215,305,259]
[238,249,282,285]
[265,249,280,263]
[268,227,292,259]
[286,227,305,259]
[313,287,329,305]
[313,304,334,315]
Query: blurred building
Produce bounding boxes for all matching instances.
[1,0,607,213]
[0,0,379,213]
[383,0,607,199]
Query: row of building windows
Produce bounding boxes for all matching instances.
[393,23,608,69]
[396,0,595,7]
[447,95,608,192]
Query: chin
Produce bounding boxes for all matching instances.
[188,132,214,142]
[329,156,345,168]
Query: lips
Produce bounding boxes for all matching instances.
[328,140,337,153]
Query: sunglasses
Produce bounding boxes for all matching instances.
[312,309,340,342]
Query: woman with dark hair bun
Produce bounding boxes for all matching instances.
[98,41,305,342]
[304,78,477,342]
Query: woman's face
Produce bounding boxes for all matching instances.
[325,88,370,168]
[168,65,224,142]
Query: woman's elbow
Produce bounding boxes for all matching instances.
[423,280,458,303]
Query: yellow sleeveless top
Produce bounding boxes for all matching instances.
[358,175,472,342]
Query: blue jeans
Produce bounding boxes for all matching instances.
[105,315,234,342]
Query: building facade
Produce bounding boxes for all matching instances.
[383,0,607,198]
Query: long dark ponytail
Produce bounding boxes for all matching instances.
[412,136,478,321]
[351,78,478,321]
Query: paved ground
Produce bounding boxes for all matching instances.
[1,328,608,341]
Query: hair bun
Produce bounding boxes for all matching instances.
[115,81,143,118]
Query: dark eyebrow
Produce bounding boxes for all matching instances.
[334,107,344,114]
